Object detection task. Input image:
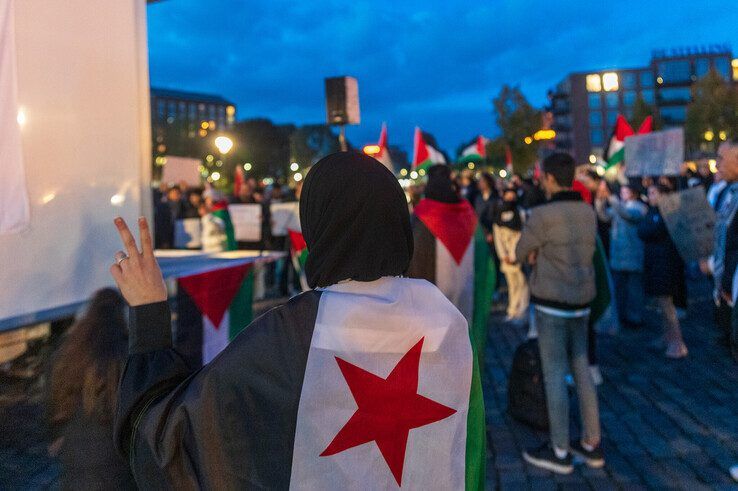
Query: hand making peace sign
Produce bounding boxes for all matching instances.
[109,217,168,306]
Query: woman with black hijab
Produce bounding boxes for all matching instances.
[110,152,485,490]
[407,164,497,361]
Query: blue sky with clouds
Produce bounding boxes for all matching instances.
[148,0,738,155]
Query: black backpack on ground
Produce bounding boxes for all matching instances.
[507,338,549,430]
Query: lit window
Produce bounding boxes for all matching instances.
[733,59,738,81]
[586,74,602,92]
[602,72,619,92]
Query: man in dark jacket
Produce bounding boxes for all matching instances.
[516,153,603,474]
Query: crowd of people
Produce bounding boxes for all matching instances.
[40,139,738,486]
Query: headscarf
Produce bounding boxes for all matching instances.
[424,164,459,203]
[300,152,413,288]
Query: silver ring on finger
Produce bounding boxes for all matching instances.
[114,250,129,265]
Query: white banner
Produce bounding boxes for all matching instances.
[0,0,30,234]
[229,203,262,242]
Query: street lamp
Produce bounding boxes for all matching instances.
[214,135,234,154]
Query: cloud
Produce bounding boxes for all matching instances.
[148,0,738,155]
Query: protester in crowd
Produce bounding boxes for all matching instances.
[165,184,186,223]
[182,189,203,219]
[516,153,603,474]
[458,170,478,203]
[109,152,485,489]
[199,200,227,252]
[474,173,498,238]
[519,176,546,209]
[46,288,135,490]
[595,183,647,328]
[703,139,738,356]
[493,187,528,322]
[580,169,612,255]
[637,184,688,359]
[407,164,496,357]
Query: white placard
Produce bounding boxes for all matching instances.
[174,218,202,249]
[229,204,262,242]
[624,128,684,177]
[161,155,202,187]
[270,202,299,236]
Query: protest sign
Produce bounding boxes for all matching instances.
[270,202,299,236]
[658,186,715,262]
[161,156,202,186]
[624,128,684,177]
[229,204,262,242]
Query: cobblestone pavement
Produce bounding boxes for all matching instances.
[483,281,738,490]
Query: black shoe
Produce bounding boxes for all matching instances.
[570,440,605,468]
[523,443,574,474]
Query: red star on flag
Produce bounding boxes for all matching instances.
[320,338,456,486]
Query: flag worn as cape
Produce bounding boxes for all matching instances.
[604,115,652,169]
[412,127,447,171]
[458,136,489,164]
[116,277,486,490]
[407,198,497,362]
[177,262,254,365]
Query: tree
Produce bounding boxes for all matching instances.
[484,137,509,169]
[631,96,662,131]
[230,119,292,178]
[685,68,738,154]
[492,85,541,173]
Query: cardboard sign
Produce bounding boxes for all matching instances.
[624,128,684,177]
[270,202,299,236]
[658,187,716,262]
[229,204,262,242]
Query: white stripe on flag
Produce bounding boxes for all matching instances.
[202,311,230,365]
[434,238,475,324]
[290,277,471,489]
[0,0,30,234]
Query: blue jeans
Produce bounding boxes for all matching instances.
[535,309,601,450]
[611,270,644,325]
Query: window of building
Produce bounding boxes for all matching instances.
[208,105,216,119]
[178,102,186,115]
[588,93,601,109]
[167,102,176,118]
[589,111,602,127]
[590,129,604,146]
[640,71,654,88]
[189,103,197,120]
[621,72,636,89]
[605,92,619,109]
[606,111,618,127]
[641,89,655,104]
[658,60,691,83]
[695,58,710,78]
[602,72,619,91]
[623,91,637,107]
[157,100,165,119]
[660,106,686,124]
[658,87,691,104]
[733,59,738,82]
[714,57,731,80]
[586,74,602,92]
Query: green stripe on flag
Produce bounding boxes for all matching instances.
[605,147,624,169]
[414,159,435,172]
[590,236,611,324]
[472,227,496,361]
[228,267,254,340]
[465,348,486,491]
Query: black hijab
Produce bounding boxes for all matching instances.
[300,152,413,288]
[424,164,459,203]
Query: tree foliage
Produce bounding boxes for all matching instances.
[685,68,738,153]
[631,96,662,131]
[492,85,541,173]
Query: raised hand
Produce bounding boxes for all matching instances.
[109,217,168,306]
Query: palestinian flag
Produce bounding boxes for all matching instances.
[120,277,486,489]
[407,198,497,363]
[412,127,447,171]
[458,136,489,164]
[604,115,652,169]
[284,204,310,291]
[374,123,394,172]
[176,262,254,365]
[210,201,237,251]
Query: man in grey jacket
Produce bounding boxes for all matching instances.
[516,153,603,474]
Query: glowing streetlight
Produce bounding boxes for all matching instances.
[399,168,408,177]
[410,170,419,179]
[294,172,303,182]
[704,130,714,142]
[244,163,252,171]
[214,136,234,154]
[589,154,597,164]
[211,171,221,181]
[363,145,381,156]
[499,169,508,178]
[290,162,299,172]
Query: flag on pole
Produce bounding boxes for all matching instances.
[458,136,489,164]
[233,166,245,198]
[0,0,30,234]
[412,127,446,171]
[177,263,255,365]
[605,115,652,169]
[374,122,394,172]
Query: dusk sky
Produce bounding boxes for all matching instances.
[147,1,738,155]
